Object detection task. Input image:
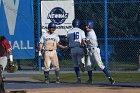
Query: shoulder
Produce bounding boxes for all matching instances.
[42,32,49,37]
[53,33,59,36]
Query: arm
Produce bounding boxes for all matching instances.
[57,36,69,49]
[57,43,66,49]
[81,39,87,48]
[38,43,43,56]
[8,50,13,64]
[3,38,13,64]
[39,43,43,51]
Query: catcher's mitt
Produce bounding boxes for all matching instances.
[6,63,18,73]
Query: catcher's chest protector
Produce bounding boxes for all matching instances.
[0,41,6,57]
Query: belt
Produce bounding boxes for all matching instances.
[88,48,94,50]
[45,50,53,51]
[70,46,83,48]
[88,47,98,50]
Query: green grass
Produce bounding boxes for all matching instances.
[32,72,140,83]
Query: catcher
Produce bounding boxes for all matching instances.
[0,35,14,92]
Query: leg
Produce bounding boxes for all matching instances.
[86,54,93,84]
[87,70,92,84]
[71,53,81,83]
[44,51,51,84]
[78,53,85,72]
[17,59,21,70]
[102,67,115,84]
[51,50,60,83]
[92,48,115,84]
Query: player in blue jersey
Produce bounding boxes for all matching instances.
[67,19,87,83]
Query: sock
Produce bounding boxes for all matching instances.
[44,71,50,80]
[103,67,111,79]
[74,67,80,78]
[55,70,60,78]
[88,70,92,80]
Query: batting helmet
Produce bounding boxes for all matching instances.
[72,19,80,27]
[85,20,94,28]
[6,63,18,73]
[48,22,56,29]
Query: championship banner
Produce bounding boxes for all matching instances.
[41,0,75,35]
[0,0,35,59]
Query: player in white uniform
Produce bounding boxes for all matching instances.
[39,22,65,84]
[67,19,87,83]
[85,20,115,84]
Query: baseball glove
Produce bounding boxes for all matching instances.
[6,63,18,73]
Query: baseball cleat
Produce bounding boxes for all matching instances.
[87,79,93,84]
[44,79,50,84]
[109,78,115,85]
[79,63,85,72]
[56,78,60,83]
[76,78,81,83]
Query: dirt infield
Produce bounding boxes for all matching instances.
[7,86,140,93]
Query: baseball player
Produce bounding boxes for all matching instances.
[67,19,87,83]
[39,22,65,84]
[85,20,115,84]
[0,35,13,92]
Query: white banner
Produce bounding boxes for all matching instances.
[41,0,75,35]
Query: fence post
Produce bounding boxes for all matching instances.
[138,50,140,66]
[104,0,108,69]
[37,0,41,71]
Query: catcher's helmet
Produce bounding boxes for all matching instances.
[6,63,18,73]
[48,22,56,29]
[72,19,80,27]
[85,20,94,28]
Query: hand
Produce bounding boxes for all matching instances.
[9,62,14,66]
[38,51,42,57]
[63,46,68,49]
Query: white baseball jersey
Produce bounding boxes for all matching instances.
[86,29,98,48]
[40,31,60,71]
[67,27,86,67]
[40,32,60,50]
[67,28,86,48]
[86,29,105,71]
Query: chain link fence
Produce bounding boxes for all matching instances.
[17,0,140,71]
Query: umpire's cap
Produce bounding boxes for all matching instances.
[85,20,94,28]
[48,22,56,29]
[72,19,80,27]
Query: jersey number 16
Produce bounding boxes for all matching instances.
[74,32,79,40]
